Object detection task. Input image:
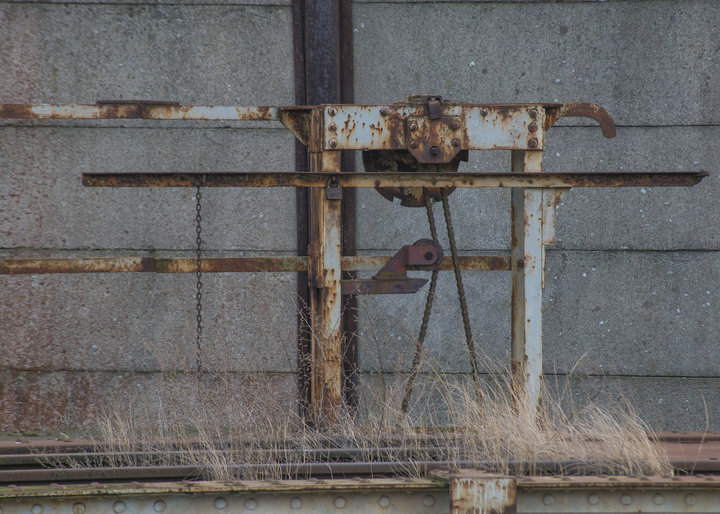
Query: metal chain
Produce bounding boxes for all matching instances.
[194,182,203,374]
[441,188,483,400]
[402,189,440,414]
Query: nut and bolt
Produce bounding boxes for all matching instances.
[528,138,538,148]
[409,122,418,131]
[329,138,338,148]
[529,108,538,119]
[451,119,461,130]
[451,138,461,147]
[429,146,441,156]
[528,122,538,133]
[380,107,389,116]
[328,107,337,116]
[409,140,419,149]
[329,123,337,132]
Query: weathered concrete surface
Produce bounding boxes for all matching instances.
[353,0,719,126]
[0,370,299,432]
[543,250,720,377]
[0,127,296,250]
[0,272,298,372]
[357,372,720,432]
[0,4,293,104]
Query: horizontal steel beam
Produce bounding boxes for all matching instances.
[0,255,510,275]
[81,171,708,189]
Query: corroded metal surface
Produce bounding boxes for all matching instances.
[81,170,709,188]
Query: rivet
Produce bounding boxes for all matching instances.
[153,500,166,512]
[451,120,460,130]
[334,497,346,509]
[290,497,302,509]
[378,495,391,508]
[423,495,435,507]
[329,123,337,132]
[480,109,489,116]
[409,122,418,131]
[528,138,538,148]
[528,122,538,133]
[686,493,697,505]
[329,138,338,148]
[409,140,418,149]
[380,107,389,116]
[73,503,86,514]
[245,498,257,510]
[214,498,226,510]
[653,493,665,505]
[451,138,461,147]
[429,146,441,156]
[328,107,337,116]
[113,501,126,513]
[31,504,44,514]
[620,494,632,505]
[543,494,554,506]
[587,493,599,505]
[529,108,538,119]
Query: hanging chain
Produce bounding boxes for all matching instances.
[401,189,440,414]
[194,181,203,374]
[441,188,483,400]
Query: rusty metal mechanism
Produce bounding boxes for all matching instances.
[341,239,443,295]
[0,97,708,427]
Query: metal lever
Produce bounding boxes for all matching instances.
[341,239,443,295]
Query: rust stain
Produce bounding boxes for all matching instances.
[0,104,33,119]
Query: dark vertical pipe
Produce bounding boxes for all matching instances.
[339,0,357,410]
[293,0,357,414]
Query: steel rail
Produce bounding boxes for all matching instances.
[0,255,510,275]
[81,170,708,188]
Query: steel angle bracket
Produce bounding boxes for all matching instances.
[341,239,443,295]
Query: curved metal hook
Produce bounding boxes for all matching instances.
[544,102,617,138]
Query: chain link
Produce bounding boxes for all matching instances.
[194,182,203,374]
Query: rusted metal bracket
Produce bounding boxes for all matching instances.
[341,239,443,295]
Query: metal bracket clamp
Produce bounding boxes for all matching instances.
[341,239,443,295]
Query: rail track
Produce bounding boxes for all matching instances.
[0,432,717,513]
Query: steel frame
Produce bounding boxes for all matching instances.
[0,99,707,424]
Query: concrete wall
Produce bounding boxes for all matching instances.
[0,0,298,430]
[1,0,718,433]
[352,0,720,431]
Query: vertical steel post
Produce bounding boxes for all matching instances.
[308,109,343,424]
[510,150,544,416]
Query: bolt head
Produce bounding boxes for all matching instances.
[328,107,337,116]
[329,123,337,132]
[329,138,338,148]
[380,107,389,116]
[480,109,489,116]
[528,138,538,148]
[529,108,538,119]
[451,138,461,147]
[528,122,538,133]
[409,140,418,149]
[429,146,441,156]
[451,120,461,130]
[409,122,418,131]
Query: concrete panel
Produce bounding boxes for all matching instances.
[0,4,293,105]
[357,372,720,432]
[0,126,296,250]
[0,271,298,372]
[353,0,719,126]
[0,370,298,432]
[543,250,720,376]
